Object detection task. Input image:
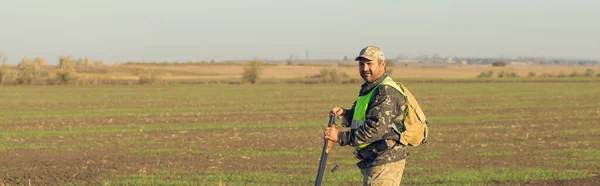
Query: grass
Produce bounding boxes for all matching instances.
[226,150,306,157]
[0,120,325,138]
[1,81,599,185]
[100,168,593,185]
[129,149,181,155]
[405,168,593,185]
[476,152,516,157]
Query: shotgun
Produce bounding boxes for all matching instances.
[314,114,335,186]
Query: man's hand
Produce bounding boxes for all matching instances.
[324,125,339,142]
[329,107,344,116]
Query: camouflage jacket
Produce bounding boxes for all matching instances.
[337,74,408,169]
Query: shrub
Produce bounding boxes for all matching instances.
[0,53,13,85]
[84,58,92,67]
[56,56,78,84]
[584,69,595,77]
[94,60,104,67]
[34,57,46,67]
[492,61,508,66]
[527,71,536,78]
[317,68,349,83]
[477,70,494,78]
[16,58,44,85]
[569,71,584,77]
[241,60,263,84]
[497,71,519,78]
[497,71,506,78]
[138,70,162,84]
[0,64,14,85]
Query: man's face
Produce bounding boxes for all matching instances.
[358,58,386,83]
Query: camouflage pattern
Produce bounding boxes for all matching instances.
[361,159,406,186]
[355,46,386,61]
[336,74,408,169]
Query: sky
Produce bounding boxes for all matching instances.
[1,0,599,64]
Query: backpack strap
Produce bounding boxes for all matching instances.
[379,77,407,136]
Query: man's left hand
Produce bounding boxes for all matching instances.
[324,126,339,142]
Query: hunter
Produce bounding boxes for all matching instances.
[324,46,408,185]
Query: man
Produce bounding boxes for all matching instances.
[324,46,407,185]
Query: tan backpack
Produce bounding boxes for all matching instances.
[393,82,429,147]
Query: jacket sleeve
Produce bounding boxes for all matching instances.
[338,85,404,147]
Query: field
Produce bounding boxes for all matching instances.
[1,77,599,185]
[88,63,600,80]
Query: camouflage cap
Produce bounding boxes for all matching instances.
[355,46,385,61]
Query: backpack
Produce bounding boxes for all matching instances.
[392,82,429,147]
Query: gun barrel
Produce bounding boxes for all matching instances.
[314,114,335,186]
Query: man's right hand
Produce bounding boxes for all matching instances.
[330,107,344,116]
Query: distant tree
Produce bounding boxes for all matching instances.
[33,57,46,67]
[317,68,349,83]
[76,57,84,66]
[477,70,494,78]
[492,60,508,67]
[16,58,43,85]
[584,69,595,77]
[242,60,264,84]
[569,71,583,77]
[0,51,6,64]
[138,70,161,84]
[56,56,78,84]
[0,52,11,85]
[0,65,9,85]
[84,58,92,67]
[33,57,48,77]
[94,60,104,67]
[527,71,537,78]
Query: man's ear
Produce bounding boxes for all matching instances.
[380,59,386,67]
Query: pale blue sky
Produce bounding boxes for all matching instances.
[1,0,599,64]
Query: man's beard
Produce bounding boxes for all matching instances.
[361,71,373,82]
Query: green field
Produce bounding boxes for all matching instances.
[1,80,599,185]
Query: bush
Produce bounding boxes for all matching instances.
[242,60,264,84]
[497,71,519,78]
[34,57,46,67]
[492,61,508,66]
[584,69,595,77]
[527,71,536,78]
[16,58,45,85]
[477,70,494,78]
[138,70,162,84]
[0,65,14,85]
[56,56,78,84]
[569,71,584,77]
[317,68,349,83]
[94,60,104,67]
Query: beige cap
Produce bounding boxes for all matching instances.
[355,46,385,61]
